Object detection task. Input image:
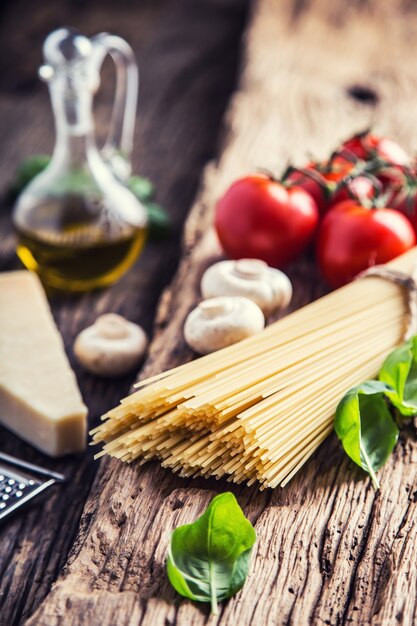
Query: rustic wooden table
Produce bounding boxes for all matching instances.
[1,1,417,625]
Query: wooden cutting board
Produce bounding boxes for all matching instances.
[26,0,417,624]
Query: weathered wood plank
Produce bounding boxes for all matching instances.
[16,0,417,624]
[0,1,250,624]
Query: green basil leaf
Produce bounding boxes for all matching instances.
[334,381,399,489]
[128,175,155,201]
[9,154,51,197]
[379,336,417,416]
[167,492,256,614]
[143,202,171,239]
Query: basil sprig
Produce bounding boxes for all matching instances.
[167,492,256,615]
[334,381,399,489]
[335,335,417,488]
[379,336,417,417]
[8,154,51,198]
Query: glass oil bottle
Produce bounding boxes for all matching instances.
[13,28,147,291]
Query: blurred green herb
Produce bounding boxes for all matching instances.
[9,154,51,198]
[144,202,170,240]
[128,175,154,202]
[166,492,256,615]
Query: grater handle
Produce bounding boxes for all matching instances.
[0,452,65,482]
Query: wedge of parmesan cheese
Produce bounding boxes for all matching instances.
[0,271,87,456]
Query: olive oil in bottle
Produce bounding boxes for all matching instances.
[16,200,146,291]
[13,28,147,292]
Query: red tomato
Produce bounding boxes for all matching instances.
[341,131,410,166]
[317,200,416,288]
[375,164,407,193]
[215,175,319,268]
[324,156,355,183]
[330,175,378,206]
[388,185,417,235]
[372,165,417,235]
[286,158,359,215]
[285,166,328,214]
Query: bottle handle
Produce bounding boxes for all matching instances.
[91,33,138,181]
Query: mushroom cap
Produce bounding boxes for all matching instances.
[74,313,148,377]
[184,296,265,355]
[201,259,292,316]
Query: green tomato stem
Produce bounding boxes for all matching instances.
[209,561,218,615]
[360,442,381,490]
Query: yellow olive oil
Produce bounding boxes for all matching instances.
[16,218,146,291]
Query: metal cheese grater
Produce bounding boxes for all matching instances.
[0,452,65,523]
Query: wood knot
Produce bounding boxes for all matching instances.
[346,84,379,106]
[172,497,184,510]
[109,500,128,527]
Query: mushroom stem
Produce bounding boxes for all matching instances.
[95,314,130,339]
[233,259,268,280]
[199,299,232,318]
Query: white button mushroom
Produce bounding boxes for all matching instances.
[184,296,265,355]
[201,258,292,317]
[74,313,148,377]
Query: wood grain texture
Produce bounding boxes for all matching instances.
[7,0,417,624]
[0,0,249,624]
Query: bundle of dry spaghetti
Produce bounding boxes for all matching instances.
[92,248,417,488]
